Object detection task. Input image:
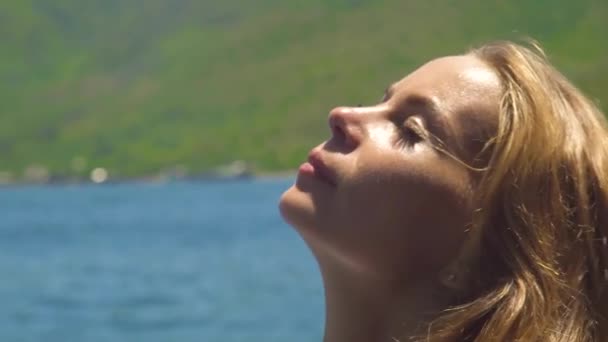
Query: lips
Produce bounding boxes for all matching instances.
[307,150,337,186]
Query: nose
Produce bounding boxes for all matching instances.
[328,106,365,148]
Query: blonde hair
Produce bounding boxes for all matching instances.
[421,41,608,341]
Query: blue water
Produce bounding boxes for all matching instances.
[0,179,324,342]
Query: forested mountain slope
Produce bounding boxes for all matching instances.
[1,0,606,178]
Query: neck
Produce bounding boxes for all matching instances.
[319,262,450,342]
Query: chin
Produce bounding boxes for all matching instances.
[279,185,318,230]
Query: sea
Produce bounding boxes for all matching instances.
[0,178,324,342]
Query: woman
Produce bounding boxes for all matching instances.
[279,41,608,341]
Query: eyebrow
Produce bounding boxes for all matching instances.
[382,83,449,137]
[404,94,441,118]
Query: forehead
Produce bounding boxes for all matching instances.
[389,55,501,113]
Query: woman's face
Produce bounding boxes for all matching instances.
[279,55,501,281]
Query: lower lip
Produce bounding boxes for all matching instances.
[298,162,335,186]
[298,162,315,176]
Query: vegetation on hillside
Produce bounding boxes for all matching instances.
[1,0,606,180]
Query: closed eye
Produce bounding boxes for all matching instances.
[403,124,423,144]
[397,117,429,150]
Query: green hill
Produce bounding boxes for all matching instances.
[1,0,606,180]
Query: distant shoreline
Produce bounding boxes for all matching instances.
[0,170,297,188]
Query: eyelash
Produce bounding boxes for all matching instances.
[399,118,425,147]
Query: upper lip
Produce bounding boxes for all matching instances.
[308,149,337,186]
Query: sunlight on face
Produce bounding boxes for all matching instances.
[279,55,501,281]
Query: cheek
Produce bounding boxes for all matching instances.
[330,154,473,277]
